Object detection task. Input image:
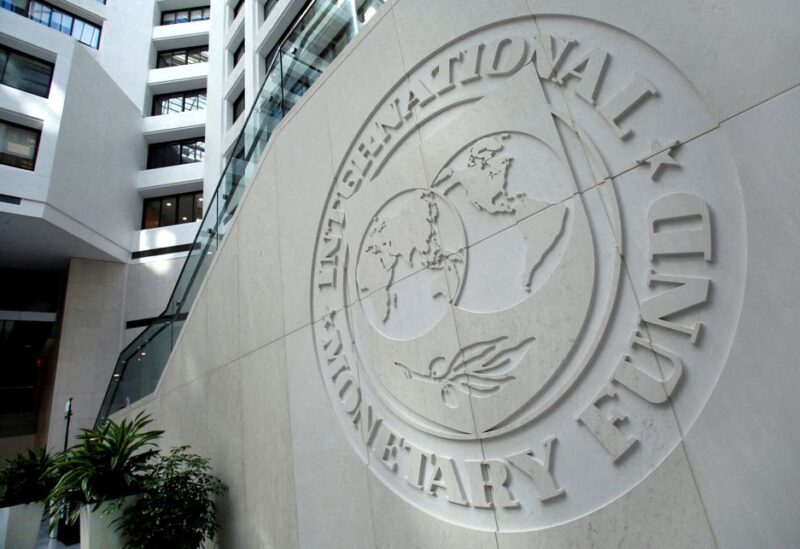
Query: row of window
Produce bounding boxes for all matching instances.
[156,46,208,69]
[1,0,101,49]
[0,121,204,231]
[147,138,205,169]
[0,119,39,171]
[0,44,53,98]
[1,118,205,173]
[160,6,210,26]
[142,191,203,229]
[151,87,245,125]
[152,89,206,116]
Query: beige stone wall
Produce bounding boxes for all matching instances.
[48,259,127,449]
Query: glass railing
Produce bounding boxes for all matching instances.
[96,0,386,424]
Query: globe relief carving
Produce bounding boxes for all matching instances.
[310,16,746,531]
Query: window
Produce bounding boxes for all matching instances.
[0,120,40,171]
[0,0,28,16]
[147,138,205,169]
[232,0,244,19]
[156,46,208,68]
[232,40,245,67]
[263,0,278,21]
[232,89,245,122]
[152,89,207,116]
[2,1,101,49]
[160,7,210,25]
[142,191,203,229]
[0,44,54,97]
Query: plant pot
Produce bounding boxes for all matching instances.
[0,501,44,549]
[79,497,134,549]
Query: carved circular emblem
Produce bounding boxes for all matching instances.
[311,16,746,531]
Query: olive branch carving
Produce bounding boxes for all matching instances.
[393,336,535,409]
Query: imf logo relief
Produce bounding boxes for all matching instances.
[311,16,746,531]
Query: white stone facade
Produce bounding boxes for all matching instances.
[0,0,302,443]
[116,0,800,547]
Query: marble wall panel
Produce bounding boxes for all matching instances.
[282,324,376,549]
[240,340,299,549]
[205,225,242,369]
[526,0,800,122]
[237,148,286,355]
[680,85,800,548]
[274,95,335,334]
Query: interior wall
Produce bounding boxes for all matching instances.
[48,258,127,449]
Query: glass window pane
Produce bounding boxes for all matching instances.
[159,197,177,227]
[153,95,168,115]
[2,51,53,97]
[1,0,29,16]
[184,92,203,111]
[167,95,183,114]
[194,140,205,162]
[90,26,100,48]
[29,1,51,25]
[202,7,210,19]
[180,142,193,163]
[73,20,96,47]
[80,23,95,46]
[232,91,245,121]
[161,12,175,24]
[188,48,207,64]
[50,11,73,35]
[233,41,245,66]
[158,50,186,68]
[174,10,189,23]
[0,121,39,171]
[180,141,203,163]
[70,20,85,41]
[194,193,203,220]
[0,49,8,76]
[163,143,181,166]
[143,199,160,229]
[147,142,180,168]
[177,194,194,224]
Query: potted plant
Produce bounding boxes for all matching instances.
[48,412,163,549]
[115,446,226,548]
[0,448,58,549]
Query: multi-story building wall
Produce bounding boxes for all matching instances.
[0,0,306,452]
